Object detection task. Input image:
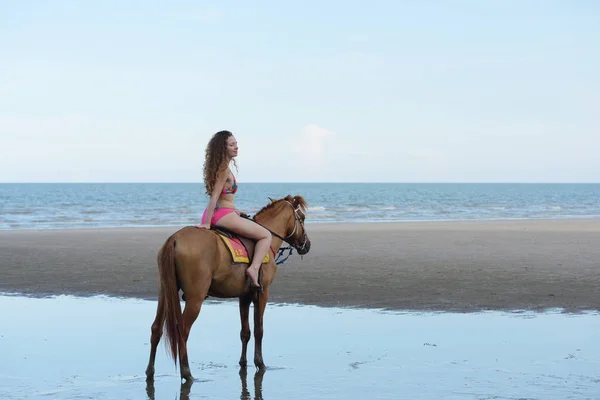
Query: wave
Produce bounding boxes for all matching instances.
[3,183,600,230]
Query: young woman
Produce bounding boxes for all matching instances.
[198,130,271,289]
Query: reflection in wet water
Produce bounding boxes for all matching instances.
[0,294,598,399]
[145,367,265,400]
[239,367,265,400]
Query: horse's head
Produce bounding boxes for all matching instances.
[255,195,311,255]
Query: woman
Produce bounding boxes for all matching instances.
[197,130,271,289]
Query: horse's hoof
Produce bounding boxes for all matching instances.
[181,368,194,383]
[145,367,154,380]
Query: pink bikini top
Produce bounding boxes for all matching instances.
[221,172,238,195]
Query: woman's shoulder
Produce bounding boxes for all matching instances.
[216,165,231,178]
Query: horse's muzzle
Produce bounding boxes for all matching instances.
[297,238,311,255]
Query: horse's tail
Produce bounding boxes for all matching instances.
[157,234,182,365]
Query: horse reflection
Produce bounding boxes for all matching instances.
[145,379,193,400]
[145,367,265,400]
[240,367,265,400]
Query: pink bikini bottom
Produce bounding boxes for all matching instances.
[201,207,235,225]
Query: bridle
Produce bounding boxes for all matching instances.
[249,200,309,263]
[275,200,309,252]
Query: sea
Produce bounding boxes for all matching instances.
[1,183,599,230]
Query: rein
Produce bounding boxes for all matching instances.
[241,200,306,265]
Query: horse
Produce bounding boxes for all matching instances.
[145,195,311,382]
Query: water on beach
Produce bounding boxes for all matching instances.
[0,294,598,399]
[2,182,600,230]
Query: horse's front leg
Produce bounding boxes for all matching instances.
[253,287,270,369]
[239,295,252,367]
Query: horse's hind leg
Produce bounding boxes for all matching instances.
[253,287,270,369]
[145,295,165,381]
[179,294,206,381]
[238,295,252,367]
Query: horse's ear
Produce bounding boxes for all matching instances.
[268,196,275,203]
[291,195,308,211]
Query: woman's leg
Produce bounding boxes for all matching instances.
[215,213,272,288]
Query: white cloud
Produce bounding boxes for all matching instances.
[292,124,336,157]
[275,124,338,181]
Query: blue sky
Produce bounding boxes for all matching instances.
[1,1,598,182]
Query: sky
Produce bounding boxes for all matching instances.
[1,1,599,183]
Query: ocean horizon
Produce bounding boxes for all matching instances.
[1,182,600,230]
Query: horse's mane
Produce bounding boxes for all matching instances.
[254,195,308,219]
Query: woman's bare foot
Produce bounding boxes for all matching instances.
[246,266,261,289]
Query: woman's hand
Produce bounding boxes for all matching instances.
[196,223,211,229]
[236,209,249,218]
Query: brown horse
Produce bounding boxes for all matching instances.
[145,195,311,382]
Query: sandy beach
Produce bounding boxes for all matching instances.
[1,219,599,313]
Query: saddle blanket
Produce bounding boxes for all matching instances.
[216,233,270,264]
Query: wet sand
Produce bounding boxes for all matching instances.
[1,219,599,312]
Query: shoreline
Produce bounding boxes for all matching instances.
[2,215,600,232]
[2,291,599,316]
[1,219,599,313]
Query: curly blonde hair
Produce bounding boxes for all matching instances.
[202,130,238,195]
